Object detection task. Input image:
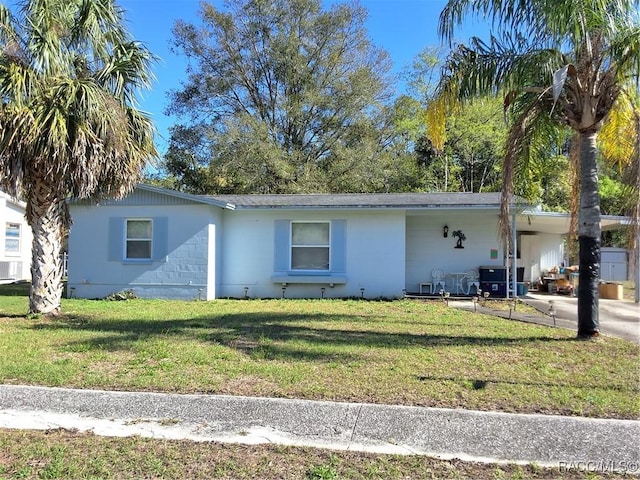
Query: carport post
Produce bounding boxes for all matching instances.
[511,212,518,299]
[634,227,640,303]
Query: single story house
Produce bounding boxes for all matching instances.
[0,190,32,282]
[67,184,629,300]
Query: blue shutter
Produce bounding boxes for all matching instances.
[273,220,290,272]
[107,217,124,262]
[330,219,346,273]
[152,217,169,261]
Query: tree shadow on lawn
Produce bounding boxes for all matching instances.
[415,374,639,394]
[31,311,575,363]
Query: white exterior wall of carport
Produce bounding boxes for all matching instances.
[67,203,221,300]
[217,209,407,299]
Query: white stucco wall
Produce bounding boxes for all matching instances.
[68,203,221,300]
[218,209,407,299]
[405,210,505,294]
[67,189,569,301]
[0,192,32,281]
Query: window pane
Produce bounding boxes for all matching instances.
[292,223,329,245]
[292,247,329,270]
[127,240,151,259]
[5,238,19,253]
[5,223,20,253]
[6,223,20,237]
[127,220,151,239]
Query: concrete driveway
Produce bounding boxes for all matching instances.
[522,292,640,344]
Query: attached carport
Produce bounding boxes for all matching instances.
[514,210,637,303]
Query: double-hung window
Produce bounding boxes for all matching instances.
[291,222,330,271]
[5,222,20,255]
[125,219,152,260]
[108,217,168,263]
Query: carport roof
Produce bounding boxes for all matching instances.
[517,210,630,235]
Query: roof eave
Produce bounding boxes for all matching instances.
[137,184,236,210]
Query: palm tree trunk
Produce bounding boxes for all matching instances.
[577,130,601,337]
[27,180,67,315]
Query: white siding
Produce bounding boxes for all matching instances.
[538,234,564,272]
[519,233,564,282]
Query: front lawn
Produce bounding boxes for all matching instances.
[1,285,637,419]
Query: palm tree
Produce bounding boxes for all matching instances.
[427,0,640,338]
[0,0,157,314]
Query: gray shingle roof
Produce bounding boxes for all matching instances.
[205,192,516,209]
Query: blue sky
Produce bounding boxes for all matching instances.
[112,1,489,155]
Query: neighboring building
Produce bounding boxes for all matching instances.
[66,184,628,300]
[601,247,629,282]
[0,191,32,282]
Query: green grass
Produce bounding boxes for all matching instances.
[1,283,638,419]
[0,429,629,480]
[1,283,638,479]
[622,281,637,301]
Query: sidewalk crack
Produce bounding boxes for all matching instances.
[348,404,363,448]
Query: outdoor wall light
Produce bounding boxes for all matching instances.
[443,225,449,238]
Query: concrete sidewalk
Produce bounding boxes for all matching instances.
[1,385,638,473]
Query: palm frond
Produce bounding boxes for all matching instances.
[0,0,158,203]
[498,90,569,235]
[599,92,638,170]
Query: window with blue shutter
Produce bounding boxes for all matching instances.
[291,222,330,271]
[108,217,168,263]
[272,219,346,282]
[126,219,152,259]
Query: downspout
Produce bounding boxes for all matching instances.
[505,231,510,300]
